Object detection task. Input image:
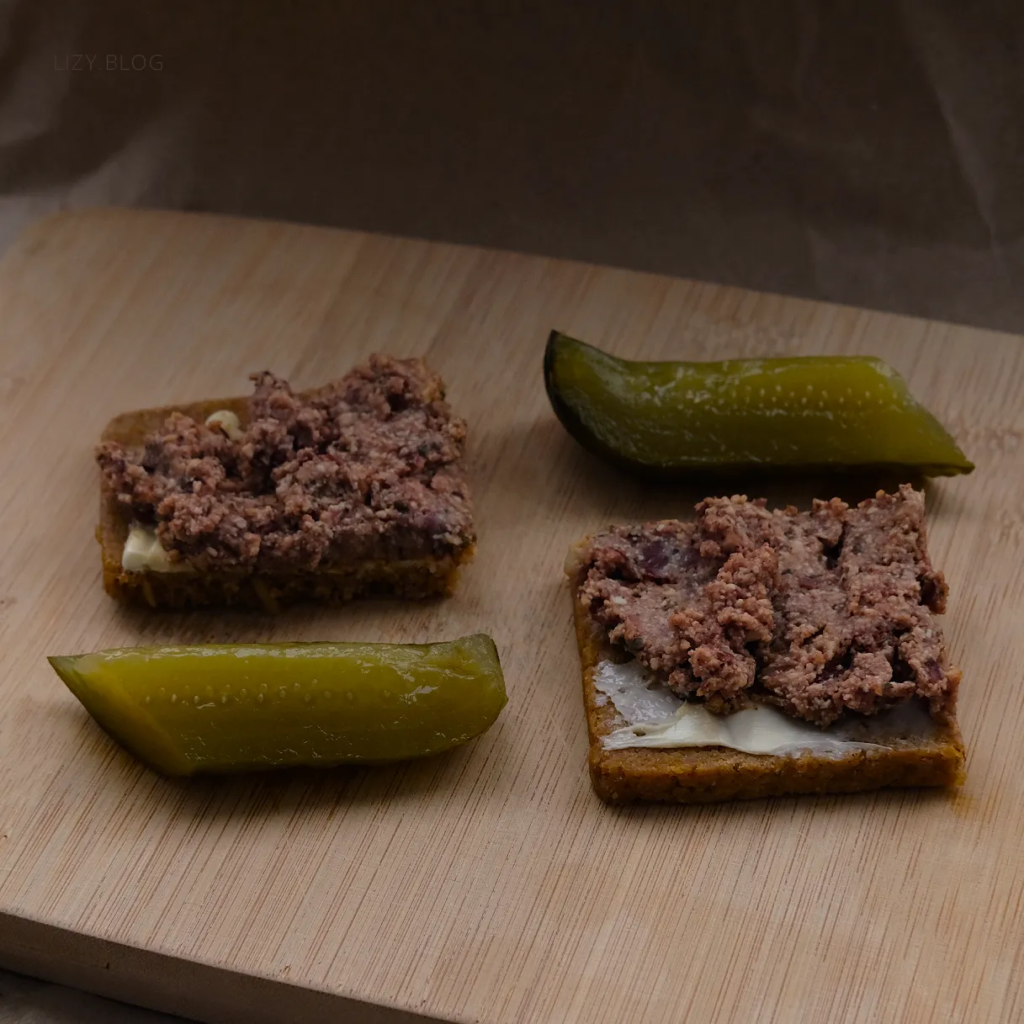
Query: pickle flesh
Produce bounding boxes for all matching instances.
[544,331,973,478]
[49,634,506,776]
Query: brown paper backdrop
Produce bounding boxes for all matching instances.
[2,1,1024,333]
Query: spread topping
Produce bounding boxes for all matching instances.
[98,356,474,573]
[576,485,960,726]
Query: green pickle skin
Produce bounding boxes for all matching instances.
[544,331,974,478]
[48,634,507,776]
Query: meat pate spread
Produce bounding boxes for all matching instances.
[97,356,474,572]
[575,485,959,727]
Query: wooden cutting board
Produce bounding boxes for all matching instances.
[1,210,1021,1024]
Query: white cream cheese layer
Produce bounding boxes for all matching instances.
[122,524,187,573]
[205,409,244,440]
[593,660,934,757]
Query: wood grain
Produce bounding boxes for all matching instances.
[0,209,1021,1024]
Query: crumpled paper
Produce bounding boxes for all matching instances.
[2,2,1023,333]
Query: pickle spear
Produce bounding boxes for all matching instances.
[49,635,506,776]
[544,331,973,479]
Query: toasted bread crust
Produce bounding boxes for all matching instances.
[571,581,965,805]
[98,395,473,610]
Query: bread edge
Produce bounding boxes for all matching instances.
[567,544,966,805]
[98,394,474,610]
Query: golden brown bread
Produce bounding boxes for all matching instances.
[570,578,966,805]
[98,395,473,610]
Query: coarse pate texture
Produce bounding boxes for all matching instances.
[577,485,959,727]
[96,356,474,572]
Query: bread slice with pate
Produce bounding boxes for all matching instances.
[566,486,965,804]
[96,356,475,610]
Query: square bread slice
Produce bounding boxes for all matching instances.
[571,598,965,804]
[98,368,475,610]
[566,530,966,805]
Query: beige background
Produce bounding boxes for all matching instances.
[1,4,1022,1023]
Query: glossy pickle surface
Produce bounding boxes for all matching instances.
[49,634,507,776]
[544,331,973,478]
